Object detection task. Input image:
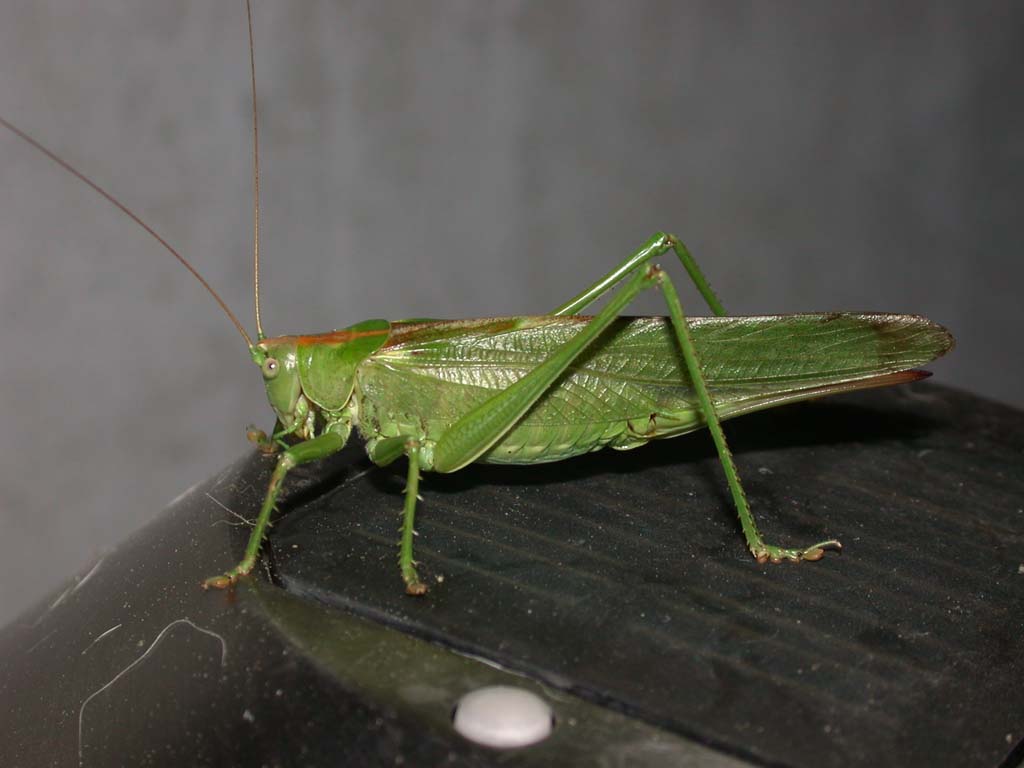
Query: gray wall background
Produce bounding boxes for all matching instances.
[0,1,1020,627]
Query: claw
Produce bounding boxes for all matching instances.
[803,539,843,560]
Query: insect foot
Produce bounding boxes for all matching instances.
[201,573,239,590]
[401,558,428,596]
[246,426,279,455]
[405,579,429,597]
[201,569,251,593]
[753,539,843,564]
[202,557,257,590]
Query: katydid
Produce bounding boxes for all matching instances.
[0,3,953,598]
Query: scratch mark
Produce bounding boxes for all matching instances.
[205,492,254,527]
[80,624,123,656]
[26,628,57,654]
[29,556,107,628]
[77,618,228,767]
[30,584,74,627]
[167,479,202,509]
[72,557,105,595]
[346,465,376,484]
[214,467,233,488]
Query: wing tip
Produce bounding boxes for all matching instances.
[903,368,932,382]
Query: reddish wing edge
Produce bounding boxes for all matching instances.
[744,369,931,413]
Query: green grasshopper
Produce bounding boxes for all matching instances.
[0,4,952,597]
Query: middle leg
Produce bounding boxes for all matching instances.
[400,440,427,596]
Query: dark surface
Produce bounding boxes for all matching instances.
[5,448,683,767]
[275,382,1024,767]
[1,382,1022,767]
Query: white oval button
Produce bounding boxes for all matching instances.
[453,685,554,748]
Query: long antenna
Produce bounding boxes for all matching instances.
[247,0,265,341]
[0,115,254,349]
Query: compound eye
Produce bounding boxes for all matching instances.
[261,357,280,379]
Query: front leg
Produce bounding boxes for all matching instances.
[203,431,346,589]
[246,398,314,455]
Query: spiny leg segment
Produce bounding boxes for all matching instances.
[202,431,346,589]
[400,442,427,595]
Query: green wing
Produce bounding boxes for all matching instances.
[354,314,953,465]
